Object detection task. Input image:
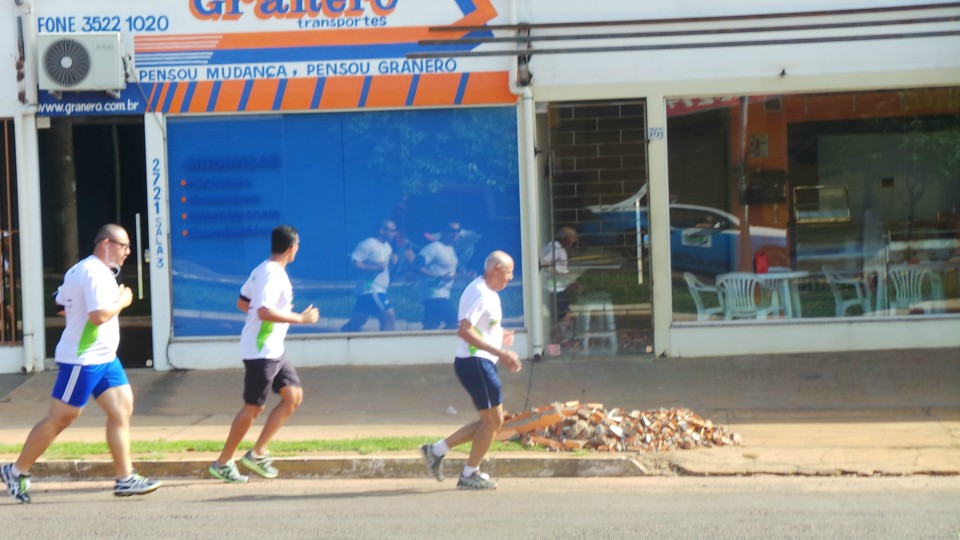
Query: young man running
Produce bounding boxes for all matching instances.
[208,225,319,483]
[420,251,522,490]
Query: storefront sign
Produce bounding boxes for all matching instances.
[36,0,515,116]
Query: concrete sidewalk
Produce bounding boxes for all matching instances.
[1,350,958,479]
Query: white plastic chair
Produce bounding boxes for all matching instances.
[682,272,724,321]
[717,272,779,320]
[571,292,618,353]
[822,266,872,317]
[887,265,943,312]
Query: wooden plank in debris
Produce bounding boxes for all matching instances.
[529,434,564,450]
[563,439,588,450]
[502,407,564,434]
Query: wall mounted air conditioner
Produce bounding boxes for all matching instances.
[37,33,126,92]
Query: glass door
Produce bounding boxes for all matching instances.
[539,100,653,358]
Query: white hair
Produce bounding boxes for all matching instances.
[484,250,513,273]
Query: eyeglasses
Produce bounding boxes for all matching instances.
[108,239,130,249]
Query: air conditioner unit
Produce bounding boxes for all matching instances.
[37,33,126,92]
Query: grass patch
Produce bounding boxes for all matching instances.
[0,438,533,460]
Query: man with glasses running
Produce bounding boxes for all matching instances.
[2,224,161,503]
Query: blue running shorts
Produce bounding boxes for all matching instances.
[454,356,502,411]
[51,358,129,408]
[356,293,393,315]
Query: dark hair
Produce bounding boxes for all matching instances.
[93,223,125,248]
[271,225,298,254]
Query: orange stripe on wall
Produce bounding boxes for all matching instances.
[319,76,365,109]
[214,80,245,112]
[364,75,414,108]
[280,77,318,110]
[247,79,280,112]
[460,71,516,105]
[145,84,160,111]
[412,73,462,107]
[188,82,215,113]
[169,83,189,113]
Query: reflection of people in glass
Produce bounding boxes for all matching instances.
[425,226,482,274]
[416,222,462,330]
[341,220,398,332]
[541,226,579,321]
[389,196,419,278]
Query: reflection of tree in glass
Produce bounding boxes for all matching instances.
[344,108,518,194]
[816,115,960,231]
[898,117,960,229]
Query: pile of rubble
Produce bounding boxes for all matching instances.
[497,401,742,453]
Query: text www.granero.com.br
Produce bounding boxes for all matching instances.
[37,98,141,116]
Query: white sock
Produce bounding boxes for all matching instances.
[250,450,266,459]
[10,464,26,477]
[462,465,479,478]
[432,440,449,456]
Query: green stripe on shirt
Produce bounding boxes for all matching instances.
[77,320,99,356]
[256,321,274,352]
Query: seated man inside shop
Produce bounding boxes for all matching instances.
[540,226,581,336]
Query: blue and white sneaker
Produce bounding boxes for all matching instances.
[419,444,445,482]
[1,463,31,503]
[114,472,161,497]
[457,471,497,490]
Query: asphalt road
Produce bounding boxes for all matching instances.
[4,477,958,539]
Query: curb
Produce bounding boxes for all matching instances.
[28,456,959,480]
[32,456,647,480]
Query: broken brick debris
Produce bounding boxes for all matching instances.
[500,401,742,453]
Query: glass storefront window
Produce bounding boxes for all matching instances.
[668,89,960,321]
[166,107,522,337]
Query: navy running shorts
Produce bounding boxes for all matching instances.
[355,293,393,314]
[454,356,502,411]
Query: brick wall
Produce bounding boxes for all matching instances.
[544,100,653,354]
[548,101,648,257]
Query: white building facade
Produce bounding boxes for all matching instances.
[1,0,957,372]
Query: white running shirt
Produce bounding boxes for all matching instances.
[455,276,503,363]
[540,240,569,274]
[240,260,293,360]
[54,255,122,366]
[351,237,392,295]
[418,241,458,299]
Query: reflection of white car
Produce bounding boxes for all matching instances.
[587,198,787,275]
